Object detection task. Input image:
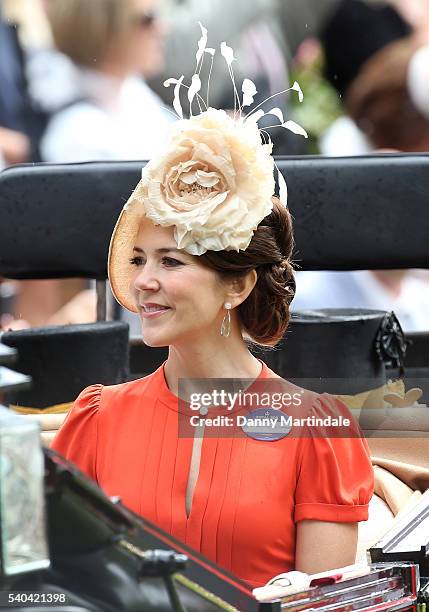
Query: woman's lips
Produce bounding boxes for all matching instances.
[140,305,171,319]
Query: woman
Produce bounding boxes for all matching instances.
[39,0,173,163]
[300,2,429,331]
[22,0,174,329]
[52,107,373,587]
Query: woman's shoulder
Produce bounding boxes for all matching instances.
[88,366,166,412]
[45,101,108,135]
[102,370,159,398]
[53,370,165,449]
[260,360,359,426]
[262,361,348,400]
[41,102,111,162]
[260,360,318,402]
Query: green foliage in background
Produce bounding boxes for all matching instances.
[289,49,344,154]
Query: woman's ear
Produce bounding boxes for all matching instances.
[226,269,257,306]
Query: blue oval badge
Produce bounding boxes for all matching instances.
[240,408,291,441]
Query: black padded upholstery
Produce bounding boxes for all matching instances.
[1,154,428,279]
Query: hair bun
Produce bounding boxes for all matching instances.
[199,196,295,346]
[272,259,296,304]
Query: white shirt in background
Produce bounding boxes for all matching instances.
[40,71,175,163]
[28,51,175,163]
[293,270,429,332]
[319,115,372,157]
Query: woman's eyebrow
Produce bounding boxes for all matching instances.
[132,247,183,254]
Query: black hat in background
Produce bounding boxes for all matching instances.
[260,309,406,395]
[1,322,129,408]
[320,0,411,97]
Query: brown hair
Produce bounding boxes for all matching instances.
[45,0,135,68]
[199,197,295,347]
[346,37,429,151]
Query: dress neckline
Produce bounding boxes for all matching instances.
[154,359,273,413]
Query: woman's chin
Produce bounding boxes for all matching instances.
[140,328,173,348]
[141,335,169,348]
[139,314,175,348]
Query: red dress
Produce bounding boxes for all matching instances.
[52,360,374,587]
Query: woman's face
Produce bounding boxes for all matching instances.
[124,0,166,77]
[131,220,227,347]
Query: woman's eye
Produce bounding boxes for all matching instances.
[162,257,183,267]
[129,256,145,266]
[129,256,183,267]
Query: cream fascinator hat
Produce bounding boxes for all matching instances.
[108,24,307,312]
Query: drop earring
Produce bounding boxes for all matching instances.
[220,302,232,337]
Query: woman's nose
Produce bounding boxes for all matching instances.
[133,265,160,292]
[156,16,169,37]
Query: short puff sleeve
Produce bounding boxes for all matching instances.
[294,394,374,523]
[51,385,102,483]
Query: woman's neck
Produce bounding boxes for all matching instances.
[163,335,263,396]
[97,58,129,82]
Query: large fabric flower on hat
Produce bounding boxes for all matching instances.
[132,108,274,255]
[108,25,307,312]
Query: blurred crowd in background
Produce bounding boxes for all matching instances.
[1,0,429,334]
